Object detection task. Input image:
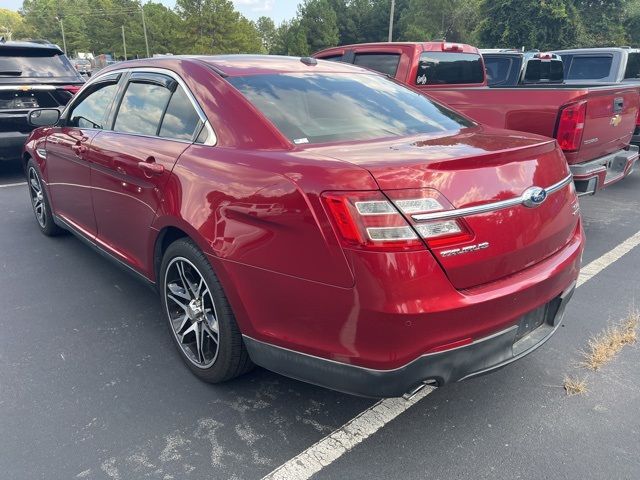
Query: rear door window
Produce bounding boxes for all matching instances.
[114,81,172,136]
[353,53,400,76]
[484,56,516,86]
[68,81,119,129]
[624,53,640,80]
[566,56,613,80]
[416,52,484,85]
[523,59,564,83]
[319,55,344,62]
[158,85,201,141]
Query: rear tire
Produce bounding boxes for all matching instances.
[159,238,253,383]
[26,159,64,237]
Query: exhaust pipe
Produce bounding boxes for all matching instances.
[402,380,438,401]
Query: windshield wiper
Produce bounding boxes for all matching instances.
[0,70,23,76]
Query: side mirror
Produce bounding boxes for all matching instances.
[28,109,61,127]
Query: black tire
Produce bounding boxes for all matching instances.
[159,238,253,383]
[26,158,64,237]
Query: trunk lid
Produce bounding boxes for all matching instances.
[312,127,580,289]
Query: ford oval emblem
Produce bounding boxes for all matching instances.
[522,187,547,208]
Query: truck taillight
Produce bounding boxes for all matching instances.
[535,53,554,60]
[636,109,640,126]
[322,190,472,251]
[556,101,586,152]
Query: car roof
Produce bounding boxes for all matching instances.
[0,40,63,54]
[106,54,374,77]
[316,41,480,56]
[552,47,640,54]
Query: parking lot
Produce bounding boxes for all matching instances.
[1,161,639,480]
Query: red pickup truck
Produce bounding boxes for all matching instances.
[314,42,640,195]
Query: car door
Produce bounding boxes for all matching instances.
[45,73,121,236]
[89,71,204,272]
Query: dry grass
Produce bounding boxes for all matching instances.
[563,376,588,396]
[581,310,639,371]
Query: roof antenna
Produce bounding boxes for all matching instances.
[300,57,317,66]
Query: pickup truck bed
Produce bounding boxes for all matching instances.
[424,83,639,194]
[314,42,640,195]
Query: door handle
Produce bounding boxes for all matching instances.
[71,143,87,156]
[137,159,164,175]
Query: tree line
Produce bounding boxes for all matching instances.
[1,0,639,59]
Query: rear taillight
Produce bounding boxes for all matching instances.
[322,190,473,251]
[556,101,586,152]
[635,109,640,127]
[62,85,82,95]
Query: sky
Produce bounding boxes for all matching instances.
[2,0,301,24]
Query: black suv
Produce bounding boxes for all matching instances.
[0,40,84,162]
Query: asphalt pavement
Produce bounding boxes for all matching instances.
[1,162,638,480]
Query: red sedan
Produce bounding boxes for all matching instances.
[23,55,584,397]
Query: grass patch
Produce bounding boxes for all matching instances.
[563,376,588,396]
[581,309,638,371]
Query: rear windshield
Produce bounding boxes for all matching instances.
[416,52,484,85]
[565,55,612,80]
[0,48,78,78]
[523,59,563,83]
[228,73,474,145]
[624,52,640,80]
[484,56,516,86]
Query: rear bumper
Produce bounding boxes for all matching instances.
[0,131,30,161]
[570,145,639,195]
[244,282,575,398]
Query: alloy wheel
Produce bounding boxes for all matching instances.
[164,257,220,368]
[28,167,46,228]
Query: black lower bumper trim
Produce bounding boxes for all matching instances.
[244,283,576,398]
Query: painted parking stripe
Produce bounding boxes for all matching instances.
[262,228,640,480]
[0,182,27,188]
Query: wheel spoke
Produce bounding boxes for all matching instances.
[30,177,40,193]
[167,294,189,313]
[203,321,219,343]
[171,314,190,333]
[176,262,196,299]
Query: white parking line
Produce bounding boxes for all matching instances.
[262,228,640,480]
[0,182,27,188]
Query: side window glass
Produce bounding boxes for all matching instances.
[624,53,640,79]
[353,53,400,76]
[114,82,172,136]
[68,82,118,129]
[159,86,201,141]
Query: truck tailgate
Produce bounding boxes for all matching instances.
[423,84,639,165]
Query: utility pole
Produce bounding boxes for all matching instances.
[122,25,127,60]
[56,16,67,56]
[140,1,150,58]
[388,0,395,42]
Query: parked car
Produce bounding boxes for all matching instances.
[314,42,640,195]
[23,55,583,398]
[481,50,564,86]
[0,39,84,162]
[72,58,92,76]
[552,47,640,145]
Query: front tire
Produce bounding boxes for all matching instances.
[26,159,63,236]
[159,239,253,383]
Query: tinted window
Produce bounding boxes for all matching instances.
[0,48,78,78]
[319,55,343,62]
[566,56,612,80]
[228,73,474,145]
[159,86,201,141]
[524,59,563,83]
[68,82,119,129]
[484,56,514,86]
[624,53,640,79]
[416,52,484,85]
[114,82,172,136]
[353,53,400,76]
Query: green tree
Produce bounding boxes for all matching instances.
[399,0,481,43]
[476,0,583,50]
[298,0,339,53]
[272,19,309,56]
[576,0,629,46]
[0,8,24,41]
[256,15,276,53]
